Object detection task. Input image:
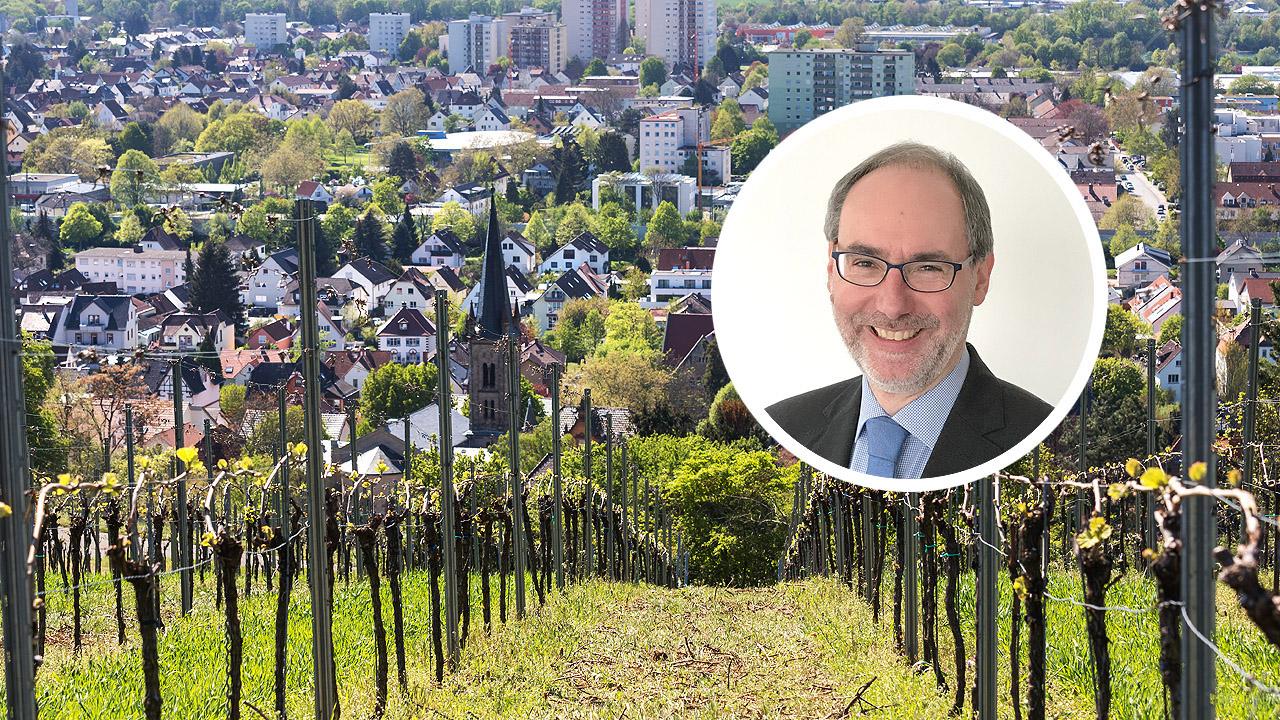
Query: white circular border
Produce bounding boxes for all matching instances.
[712,95,1107,492]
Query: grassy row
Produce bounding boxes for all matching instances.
[13,561,1280,718]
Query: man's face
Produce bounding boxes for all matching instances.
[828,163,994,402]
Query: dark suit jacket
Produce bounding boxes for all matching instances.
[765,345,1053,478]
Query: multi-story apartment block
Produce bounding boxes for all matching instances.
[562,0,626,64]
[508,14,568,73]
[245,13,287,48]
[369,13,412,54]
[638,106,732,181]
[447,14,509,74]
[767,46,915,132]
[74,246,188,295]
[636,0,715,69]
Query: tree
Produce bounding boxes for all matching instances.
[563,350,672,412]
[195,112,271,156]
[360,362,438,426]
[78,364,154,475]
[645,201,686,250]
[190,240,246,329]
[381,88,429,137]
[219,385,247,429]
[116,122,153,156]
[154,103,206,155]
[793,30,813,49]
[162,208,192,242]
[731,123,779,174]
[398,31,424,63]
[1101,304,1149,358]
[392,209,417,263]
[110,150,161,208]
[555,203,593,245]
[702,337,729,400]
[639,57,667,87]
[658,438,793,585]
[936,43,966,68]
[322,203,357,247]
[590,203,636,253]
[525,212,553,253]
[1158,314,1182,346]
[698,382,769,444]
[1228,74,1275,96]
[1099,195,1155,231]
[592,132,631,172]
[595,301,662,358]
[583,58,607,77]
[261,143,325,194]
[327,99,376,143]
[711,99,745,140]
[546,296,610,362]
[1065,357,1156,469]
[1061,100,1109,143]
[1107,224,1141,258]
[834,18,866,48]
[431,201,476,246]
[22,129,113,181]
[553,138,588,202]
[23,334,65,476]
[247,405,310,457]
[237,197,294,249]
[114,213,146,245]
[60,202,102,250]
[353,211,389,262]
[387,141,418,181]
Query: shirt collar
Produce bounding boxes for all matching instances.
[856,349,971,450]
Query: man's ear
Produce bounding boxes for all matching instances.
[826,243,838,294]
[972,253,995,306]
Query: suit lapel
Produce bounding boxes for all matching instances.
[922,346,1007,477]
[813,380,861,467]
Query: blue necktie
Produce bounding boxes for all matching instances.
[863,416,908,478]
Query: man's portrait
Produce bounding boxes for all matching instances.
[765,142,1052,479]
[712,97,1105,491]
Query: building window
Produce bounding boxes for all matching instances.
[1168,374,1180,383]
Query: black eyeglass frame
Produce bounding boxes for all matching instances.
[830,251,975,293]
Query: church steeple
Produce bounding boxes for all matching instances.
[475,190,510,339]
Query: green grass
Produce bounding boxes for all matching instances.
[325,148,376,174]
[14,563,1280,718]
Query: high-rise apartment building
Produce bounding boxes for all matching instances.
[635,0,714,70]
[562,0,627,65]
[447,14,509,74]
[766,46,915,132]
[369,13,412,54]
[510,23,568,73]
[638,106,732,181]
[245,13,287,49]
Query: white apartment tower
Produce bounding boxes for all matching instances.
[447,14,510,74]
[562,0,627,65]
[369,13,412,54]
[245,13,288,49]
[636,0,715,69]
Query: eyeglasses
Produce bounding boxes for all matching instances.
[831,251,974,293]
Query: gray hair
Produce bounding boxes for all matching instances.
[823,141,993,260]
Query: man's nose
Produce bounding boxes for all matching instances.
[874,266,916,319]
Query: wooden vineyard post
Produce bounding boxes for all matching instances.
[605,414,615,580]
[172,359,193,616]
[436,290,461,666]
[904,492,919,663]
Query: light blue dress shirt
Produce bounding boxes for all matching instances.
[849,351,971,478]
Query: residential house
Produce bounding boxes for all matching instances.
[649,246,714,305]
[51,294,139,351]
[520,338,566,395]
[537,231,609,275]
[529,263,609,331]
[296,180,334,205]
[474,106,511,131]
[463,264,536,314]
[1133,275,1183,334]
[382,267,442,314]
[502,230,537,274]
[158,311,233,353]
[377,307,437,364]
[411,228,466,268]
[1217,238,1265,281]
[385,403,473,450]
[1227,269,1280,313]
[333,258,398,311]
[1114,243,1173,289]
[74,246,188,295]
[1156,340,1183,404]
[324,348,393,391]
[243,247,299,311]
[246,317,294,350]
[218,348,288,385]
[438,183,492,216]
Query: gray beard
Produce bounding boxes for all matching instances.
[832,307,971,397]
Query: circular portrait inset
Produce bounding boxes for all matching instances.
[713,95,1106,492]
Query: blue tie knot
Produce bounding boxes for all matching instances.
[864,416,908,478]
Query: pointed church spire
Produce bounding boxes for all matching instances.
[475,189,509,339]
